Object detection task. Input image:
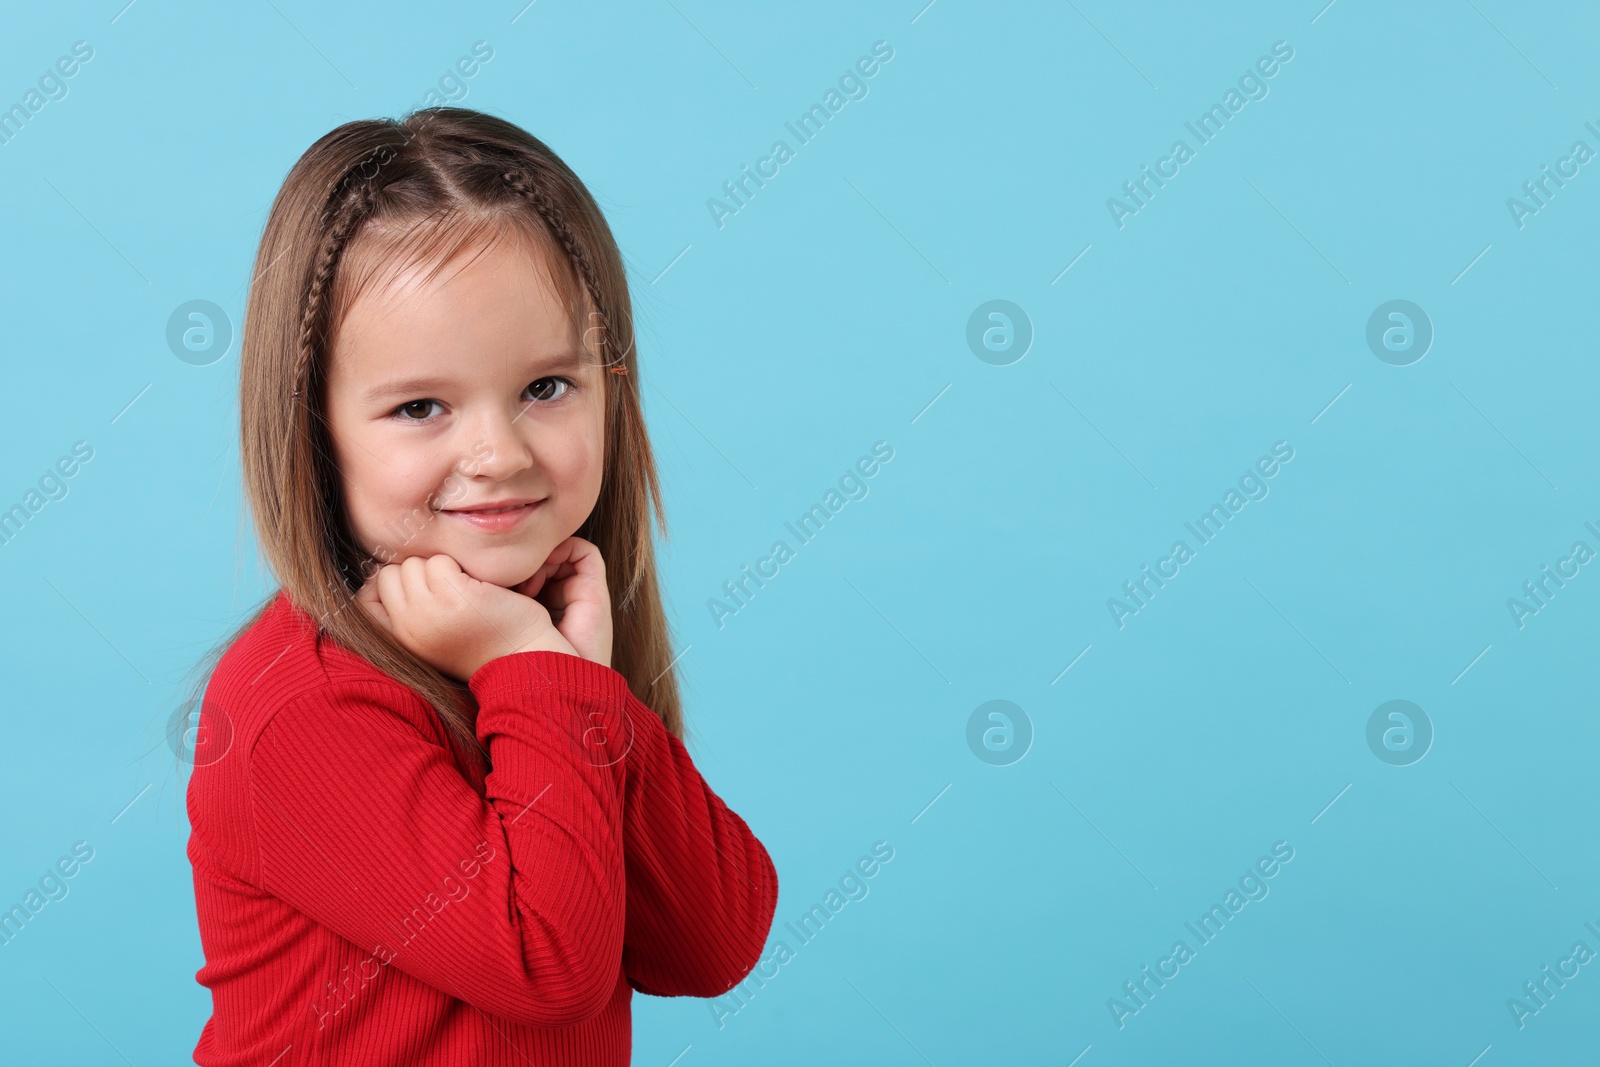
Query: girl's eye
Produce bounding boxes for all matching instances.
[395,399,443,421]
[389,378,575,423]
[526,376,574,403]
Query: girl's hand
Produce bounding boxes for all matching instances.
[513,536,614,669]
[356,554,578,683]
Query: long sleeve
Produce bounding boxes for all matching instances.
[616,687,779,998]
[244,651,632,1028]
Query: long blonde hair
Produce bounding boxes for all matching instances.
[171,107,682,779]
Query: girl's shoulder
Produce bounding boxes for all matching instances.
[186,589,429,885]
[196,590,433,776]
[206,589,396,713]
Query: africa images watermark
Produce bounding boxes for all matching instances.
[0,840,96,949]
[309,838,500,1030]
[1506,918,1600,1030]
[0,39,94,149]
[1506,118,1600,230]
[707,440,895,629]
[708,839,895,1029]
[1106,441,1295,629]
[1504,519,1600,630]
[1108,840,1296,1030]
[1106,40,1295,229]
[410,40,494,112]
[707,40,896,230]
[0,439,95,549]
[364,439,495,567]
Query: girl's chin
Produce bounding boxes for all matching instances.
[453,552,543,590]
[362,541,544,590]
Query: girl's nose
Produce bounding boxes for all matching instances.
[465,407,536,480]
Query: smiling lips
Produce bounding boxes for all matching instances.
[441,499,543,532]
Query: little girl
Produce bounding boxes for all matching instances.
[179,107,779,1065]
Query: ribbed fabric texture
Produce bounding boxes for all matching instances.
[185,590,779,1066]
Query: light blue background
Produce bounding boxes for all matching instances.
[2,0,1597,1063]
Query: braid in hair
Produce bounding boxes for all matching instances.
[290,164,385,595]
[498,169,622,373]
[292,172,384,402]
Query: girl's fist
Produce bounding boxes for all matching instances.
[513,536,613,669]
[356,554,577,683]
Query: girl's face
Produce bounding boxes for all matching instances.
[324,231,606,589]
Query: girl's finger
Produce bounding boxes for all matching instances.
[376,562,407,615]
[515,553,565,600]
[544,538,598,586]
[557,540,607,597]
[561,537,606,586]
[398,555,430,604]
[356,580,392,630]
[535,579,572,614]
[542,536,578,566]
[541,537,592,581]
[423,553,465,603]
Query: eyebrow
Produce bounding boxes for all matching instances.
[362,352,587,404]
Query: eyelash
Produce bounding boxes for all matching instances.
[388,377,577,423]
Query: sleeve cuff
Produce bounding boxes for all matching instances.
[468,649,633,705]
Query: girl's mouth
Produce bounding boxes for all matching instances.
[441,501,541,532]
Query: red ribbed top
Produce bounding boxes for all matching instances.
[184,590,778,1066]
